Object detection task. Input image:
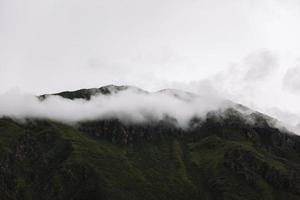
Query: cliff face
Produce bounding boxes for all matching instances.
[0,86,300,200]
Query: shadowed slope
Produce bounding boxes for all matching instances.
[0,109,300,199]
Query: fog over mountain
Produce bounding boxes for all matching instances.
[0,85,230,126]
[0,85,295,136]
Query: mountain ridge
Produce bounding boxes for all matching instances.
[39,85,149,100]
[38,85,284,132]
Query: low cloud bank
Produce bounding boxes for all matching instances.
[1,86,299,134]
[0,88,233,127]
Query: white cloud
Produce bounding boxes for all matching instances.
[0,88,230,128]
[283,65,300,92]
[243,50,278,81]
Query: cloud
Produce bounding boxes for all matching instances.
[0,88,231,128]
[243,50,278,81]
[217,50,278,86]
[159,50,300,134]
[283,64,300,92]
[184,50,280,104]
[264,107,300,126]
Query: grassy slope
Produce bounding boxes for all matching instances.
[0,118,300,200]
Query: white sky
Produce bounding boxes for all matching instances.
[1,0,300,126]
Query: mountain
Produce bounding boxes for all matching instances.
[39,85,148,100]
[1,85,300,200]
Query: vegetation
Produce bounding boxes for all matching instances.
[0,111,300,200]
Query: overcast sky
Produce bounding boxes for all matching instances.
[1,0,300,126]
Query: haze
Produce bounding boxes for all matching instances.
[0,88,231,127]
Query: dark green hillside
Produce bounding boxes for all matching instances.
[1,110,300,200]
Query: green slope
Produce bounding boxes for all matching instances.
[0,115,300,200]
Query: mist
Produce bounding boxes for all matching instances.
[0,87,233,127]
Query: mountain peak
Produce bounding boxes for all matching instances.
[39,84,148,100]
[156,88,198,101]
